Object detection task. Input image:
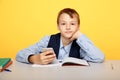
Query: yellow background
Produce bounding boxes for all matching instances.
[0,0,120,59]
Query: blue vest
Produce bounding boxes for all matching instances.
[47,33,81,59]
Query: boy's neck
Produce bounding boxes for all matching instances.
[61,37,71,46]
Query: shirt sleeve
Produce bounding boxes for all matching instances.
[16,36,50,63]
[76,34,105,63]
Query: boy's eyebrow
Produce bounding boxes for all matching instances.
[59,20,78,22]
[70,21,77,22]
[59,21,77,23]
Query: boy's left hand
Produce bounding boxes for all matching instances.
[70,30,82,41]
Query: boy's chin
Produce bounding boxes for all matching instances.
[64,35,72,39]
[62,33,73,39]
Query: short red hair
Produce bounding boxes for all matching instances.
[57,8,80,25]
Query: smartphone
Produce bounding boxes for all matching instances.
[41,48,54,52]
[41,48,57,63]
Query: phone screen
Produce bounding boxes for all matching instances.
[41,48,54,52]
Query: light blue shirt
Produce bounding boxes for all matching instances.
[16,34,105,63]
[58,37,72,61]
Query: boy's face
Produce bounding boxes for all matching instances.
[58,13,79,39]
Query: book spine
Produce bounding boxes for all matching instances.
[0,60,13,72]
[0,58,11,68]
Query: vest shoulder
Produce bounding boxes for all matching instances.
[51,33,60,36]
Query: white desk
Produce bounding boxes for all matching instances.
[0,60,120,80]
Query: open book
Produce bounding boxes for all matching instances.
[32,57,89,67]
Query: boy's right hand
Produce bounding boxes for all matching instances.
[28,49,56,65]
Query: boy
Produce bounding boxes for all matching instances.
[16,8,105,64]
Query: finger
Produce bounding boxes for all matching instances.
[44,50,55,56]
[42,58,55,64]
[45,54,56,60]
[40,53,56,61]
[45,57,55,62]
[39,52,56,60]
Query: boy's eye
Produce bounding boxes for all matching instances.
[61,23,66,25]
[71,23,75,25]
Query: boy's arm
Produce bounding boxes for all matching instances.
[16,36,50,63]
[76,34,105,63]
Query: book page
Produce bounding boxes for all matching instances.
[62,57,89,66]
[32,57,89,67]
[32,60,62,67]
[32,63,61,67]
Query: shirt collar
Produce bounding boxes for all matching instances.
[60,37,73,53]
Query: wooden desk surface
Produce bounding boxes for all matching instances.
[0,60,120,80]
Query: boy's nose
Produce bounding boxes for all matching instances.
[66,25,70,30]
